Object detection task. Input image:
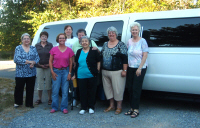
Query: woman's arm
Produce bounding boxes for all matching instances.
[121,64,128,77]
[14,46,26,65]
[49,54,57,80]
[67,57,72,80]
[136,52,148,76]
[97,62,100,72]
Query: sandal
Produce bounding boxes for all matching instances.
[48,100,52,105]
[104,106,115,112]
[124,109,133,115]
[35,100,42,105]
[131,110,139,118]
[115,108,122,115]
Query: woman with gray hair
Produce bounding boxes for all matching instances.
[101,26,128,115]
[124,22,148,118]
[74,36,100,114]
[14,33,40,108]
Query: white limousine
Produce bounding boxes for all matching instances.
[32,8,200,96]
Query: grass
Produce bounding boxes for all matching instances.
[0,77,15,112]
[0,77,31,126]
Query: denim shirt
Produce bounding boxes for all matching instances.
[14,45,40,77]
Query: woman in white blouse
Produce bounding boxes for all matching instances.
[125,22,148,118]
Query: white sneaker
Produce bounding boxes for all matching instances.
[14,104,19,108]
[89,108,94,114]
[72,99,76,106]
[79,110,86,115]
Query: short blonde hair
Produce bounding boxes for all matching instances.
[130,22,141,32]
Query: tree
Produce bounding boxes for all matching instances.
[0,0,47,51]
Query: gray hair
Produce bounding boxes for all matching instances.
[21,33,31,41]
[107,26,118,37]
[130,22,141,32]
[80,36,91,45]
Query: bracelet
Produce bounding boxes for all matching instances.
[139,68,142,70]
[69,72,71,74]
[123,70,127,72]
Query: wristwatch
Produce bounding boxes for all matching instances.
[124,70,127,72]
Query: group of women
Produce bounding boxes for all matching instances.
[13,22,148,118]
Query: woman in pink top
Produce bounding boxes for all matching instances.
[124,22,148,118]
[49,33,74,114]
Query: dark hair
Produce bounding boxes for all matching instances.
[56,33,66,43]
[64,25,73,38]
[40,31,49,38]
[76,29,87,36]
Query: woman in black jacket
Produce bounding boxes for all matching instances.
[74,36,100,114]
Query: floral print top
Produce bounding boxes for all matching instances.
[14,45,40,77]
[127,38,148,68]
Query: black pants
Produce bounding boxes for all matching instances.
[14,76,36,107]
[78,77,97,110]
[126,67,147,109]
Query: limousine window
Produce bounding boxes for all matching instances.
[136,17,200,47]
[38,22,88,46]
[90,21,124,47]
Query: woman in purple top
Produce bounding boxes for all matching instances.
[49,33,74,114]
[125,22,148,118]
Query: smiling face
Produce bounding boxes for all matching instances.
[78,32,86,43]
[22,35,31,45]
[131,25,140,37]
[65,26,73,37]
[81,38,90,49]
[108,31,117,41]
[58,35,66,45]
[40,35,48,43]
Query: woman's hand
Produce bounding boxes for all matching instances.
[67,74,71,81]
[29,61,36,68]
[51,71,58,80]
[71,75,75,81]
[136,69,141,77]
[121,71,127,77]
[92,47,98,50]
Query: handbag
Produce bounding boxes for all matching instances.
[111,46,123,70]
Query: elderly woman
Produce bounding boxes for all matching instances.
[49,33,74,114]
[124,22,148,118]
[14,33,40,108]
[72,29,99,107]
[101,26,128,115]
[35,31,53,105]
[74,36,100,114]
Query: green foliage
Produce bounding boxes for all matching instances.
[0,0,199,51]
[0,0,47,51]
[0,51,14,60]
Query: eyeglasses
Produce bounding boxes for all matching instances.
[23,38,30,40]
[59,38,65,39]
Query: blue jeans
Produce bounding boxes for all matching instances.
[51,67,69,111]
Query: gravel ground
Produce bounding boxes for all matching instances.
[1,61,200,128]
[1,97,200,128]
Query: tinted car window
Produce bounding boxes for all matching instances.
[137,17,200,47]
[90,21,124,47]
[38,22,88,46]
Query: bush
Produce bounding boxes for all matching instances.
[0,51,14,60]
